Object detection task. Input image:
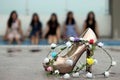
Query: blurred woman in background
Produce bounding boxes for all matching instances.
[27,13,42,45]
[82,11,99,38]
[43,13,60,44]
[82,11,99,72]
[62,11,80,40]
[4,11,23,44]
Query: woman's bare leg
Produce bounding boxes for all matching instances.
[35,33,39,45]
[15,34,21,44]
[31,36,36,45]
[56,27,60,42]
[53,36,58,43]
[8,38,14,44]
[35,37,39,45]
[48,35,52,44]
[48,35,58,44]
[15,37,21,44]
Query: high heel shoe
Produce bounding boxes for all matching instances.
[43,28,97,73]
[53,28,97,73]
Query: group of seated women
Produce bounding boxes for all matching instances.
[4,11,99,45]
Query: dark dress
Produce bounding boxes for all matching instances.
[29,22,42,38]
[45,22,59,38]
[85,21,97,37]
[86,23,95,32]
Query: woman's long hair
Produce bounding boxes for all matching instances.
[30,13,41,26]
[65,11,76,25]
[8,11,18,28]
[47,13,59,27]
[86,11,96,26]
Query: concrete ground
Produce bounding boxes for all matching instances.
[0,46,120,80]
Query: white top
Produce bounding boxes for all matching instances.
[10,19,19,34]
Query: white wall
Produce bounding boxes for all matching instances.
[0,0,109,15]
[0,15,111,37]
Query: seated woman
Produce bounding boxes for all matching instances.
[4,11,23,44]
[82,11,99,72]
[82,11,99,38]
[43,13,60,44]
[62,11,80,40]
[27,13,42,45]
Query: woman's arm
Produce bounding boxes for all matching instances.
[95,23,99,38]
[4,26,10,40]
[74,24,80,36]
[62,24,66,39]
[18,20,23,38]
[82,22,87,33]
[56,26,60,40]
[42,25,49,38]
